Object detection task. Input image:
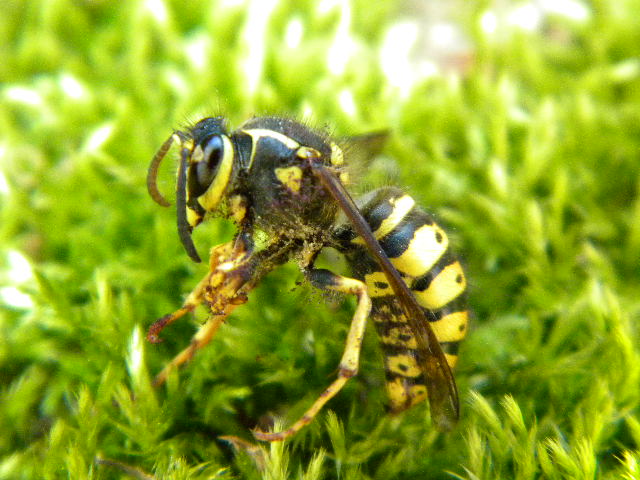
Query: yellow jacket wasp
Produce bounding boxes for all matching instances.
[146,116,468,441]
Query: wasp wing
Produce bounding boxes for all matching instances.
[341,130,390,165]
[313,165,459,430]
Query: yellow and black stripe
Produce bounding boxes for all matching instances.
[335,187,468,411]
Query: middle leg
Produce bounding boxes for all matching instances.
[253,268,372,442]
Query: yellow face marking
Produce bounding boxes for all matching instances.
[229,194,247,223]
[430,310,468,342]
[191,144,204,163]
[364,271,394,297]
[351,194,415,245]
[381,325,418,349]
[390,223,449,277]
[187,207,201,228]
[197,135,234,211]
[274,166,303,193]
[387,354,422,377]
[330,142,344,165]
[413,261,466,309]
[339,172,350,185]
[241,129,300,169]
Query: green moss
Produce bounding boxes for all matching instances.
[1,1,640,478]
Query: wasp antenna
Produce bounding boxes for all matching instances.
[176,146,202,263]
[147,133,174,207]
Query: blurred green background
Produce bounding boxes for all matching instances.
[1,0,640,478]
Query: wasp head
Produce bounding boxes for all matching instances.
[147,117,234,263]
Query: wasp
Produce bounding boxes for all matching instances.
[146,116,468,442]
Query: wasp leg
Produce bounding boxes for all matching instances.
[146,280,206,345]
[253,269,372,442]
[218,435,267,471]
[147,241,238,344]
[152,311,226,387]
[149,241,255,387]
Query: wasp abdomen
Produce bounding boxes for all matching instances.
[337,187,468,411]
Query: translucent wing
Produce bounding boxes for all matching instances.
[341,130,390,166]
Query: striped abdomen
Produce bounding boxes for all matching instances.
[335,187,468,412]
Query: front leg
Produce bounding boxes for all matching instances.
[148,239,257,387]
[253,267,372,442]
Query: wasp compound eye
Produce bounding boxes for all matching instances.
[190,135,224,197]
